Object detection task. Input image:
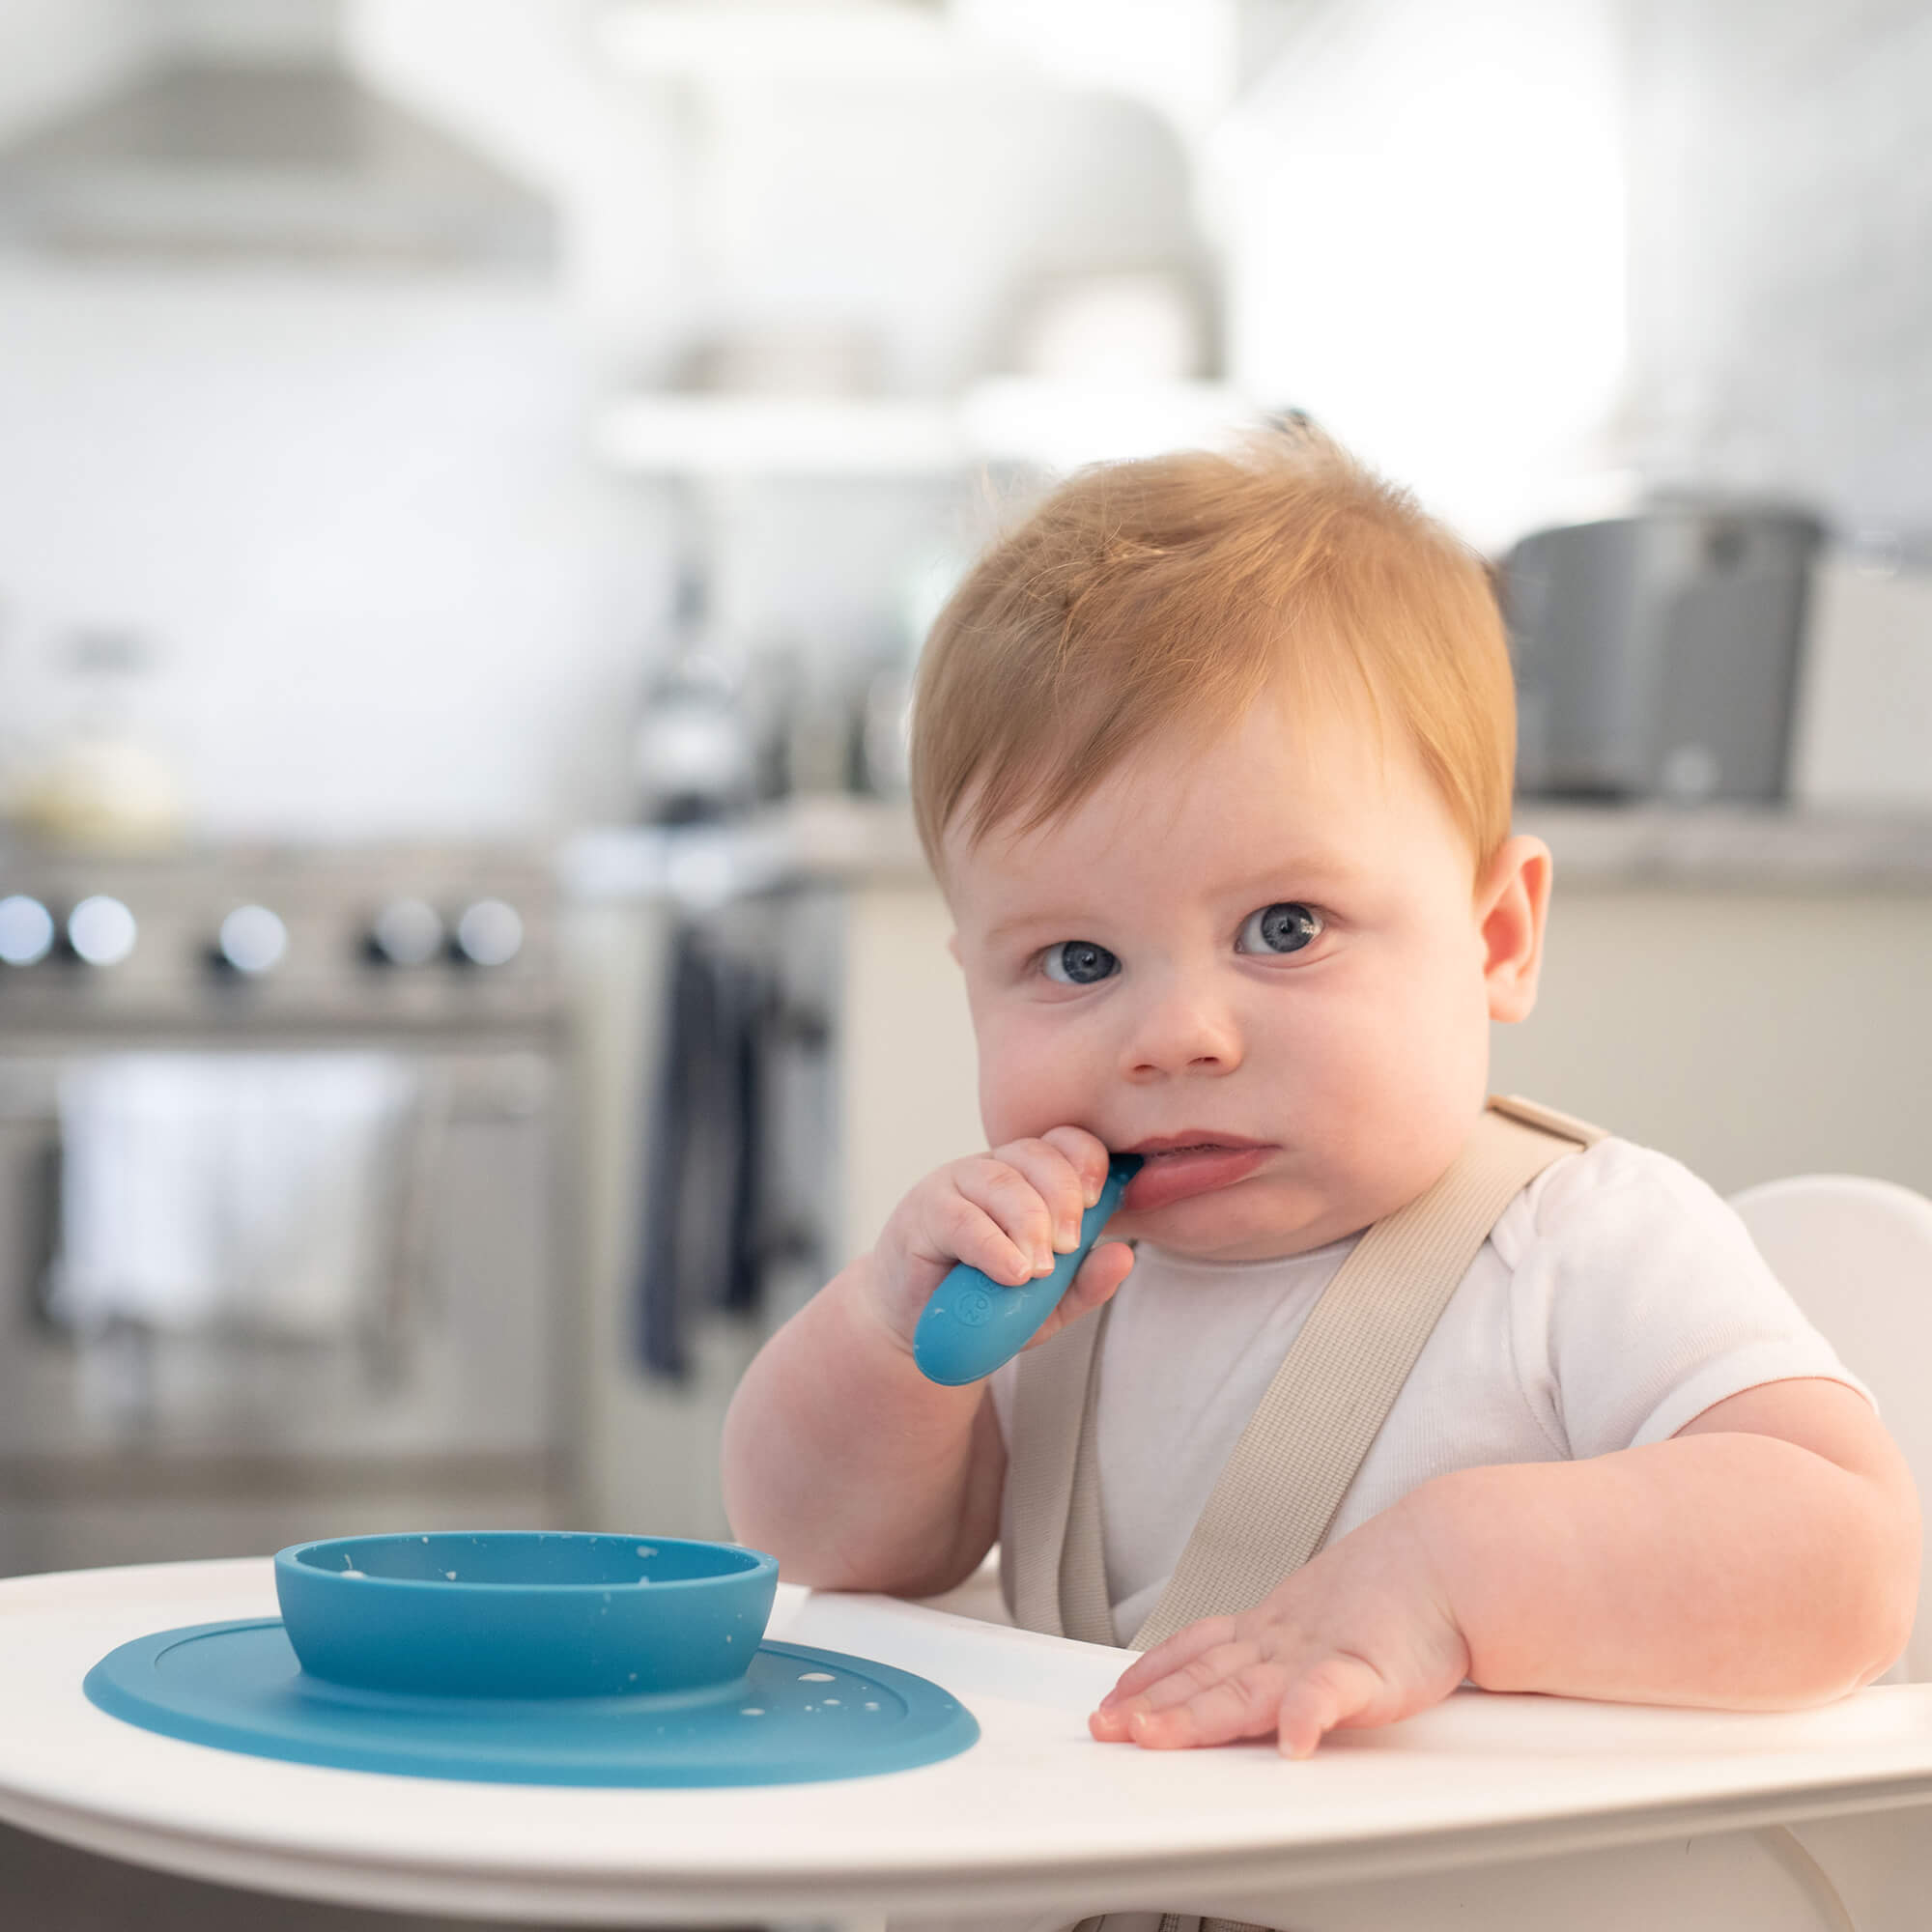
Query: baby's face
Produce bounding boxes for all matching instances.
[945,690,1533,1260]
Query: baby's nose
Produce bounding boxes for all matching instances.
[1120,981,1244,1080]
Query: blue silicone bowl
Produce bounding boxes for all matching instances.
[273,1532,780,1700]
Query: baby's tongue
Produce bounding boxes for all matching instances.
[1122,1144,1268,1212]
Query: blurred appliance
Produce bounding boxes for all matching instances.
[0,0,554,270]
[0,843,570,1578]
[1503,502,1826,801]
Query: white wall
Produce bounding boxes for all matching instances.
[0,0,146,135]
[0,270,669,837]
[1206,0,1630,554]
[1621,0,1932,531]
[1208,0,1932,549]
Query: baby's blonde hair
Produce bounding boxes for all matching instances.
[910,425,1516,881]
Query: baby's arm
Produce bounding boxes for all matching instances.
[722,1127,1133,1598]
[1093,1377,1919,1755]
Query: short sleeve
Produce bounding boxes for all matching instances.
[1491,1138,1874,1460]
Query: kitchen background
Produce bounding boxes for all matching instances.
[0,0,1926,1584]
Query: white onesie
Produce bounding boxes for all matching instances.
[989,1136,1871,1647]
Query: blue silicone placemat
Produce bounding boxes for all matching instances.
[85,1620,979,1787]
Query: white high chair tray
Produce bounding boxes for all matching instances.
[1,1559,1930,1926]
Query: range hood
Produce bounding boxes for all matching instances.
[0,5,555,272]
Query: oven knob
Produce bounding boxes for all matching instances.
[67,895,137,967]
[0,895,55,966]
[451,898,523,968]
[213,904,288,975]
[364,897,443,968]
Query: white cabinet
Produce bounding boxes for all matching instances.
[1493,886,1932,1200]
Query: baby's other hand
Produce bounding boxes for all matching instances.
[1089,1498,1470,1759]
[868,1126,1135,1356]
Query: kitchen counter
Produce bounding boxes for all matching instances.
[557,796,1932,900]
[1515,802,1932,890]
[557,796,932,903]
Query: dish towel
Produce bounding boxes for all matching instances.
[52,1052,419,1342]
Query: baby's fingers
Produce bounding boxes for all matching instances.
[947,1157,1060,1281]
[1273,1655,1390,1759]
[993,1135,1099,1256]
[1027,1240,1134,1349]
[1090,1627,1256,1744]
[923,1180,1040,1288]
[1097,1617,1239,1711]
[1098,1656,1290,1750]
[1036,1125,1116,1212]
[1092,1650,1387,1757]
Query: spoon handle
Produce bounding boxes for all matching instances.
[911,1154,1142,1385]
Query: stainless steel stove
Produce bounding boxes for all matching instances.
[0,839,574,1578]
[0,842,556,1036]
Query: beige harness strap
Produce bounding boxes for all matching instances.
[1005,1298,1113,1640]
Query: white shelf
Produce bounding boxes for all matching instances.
[960,376,1253,470]
[597,1,973,85]
[594,393,963,477]
[594,1,1238,141]
[593,379,1255,478]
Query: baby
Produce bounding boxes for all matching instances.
[722,428,1918,1760]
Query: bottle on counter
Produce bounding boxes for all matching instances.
[631,566,759,826]
[12,628,186,853]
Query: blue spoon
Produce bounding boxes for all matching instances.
[912,1153,1142,1385]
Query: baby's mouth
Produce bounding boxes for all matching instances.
[1120,1140,1273,1212]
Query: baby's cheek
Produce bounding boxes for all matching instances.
[977,1013,1091,1144]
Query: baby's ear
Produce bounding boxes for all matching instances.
[946,931,962,966]
[1478,836,1552,1024]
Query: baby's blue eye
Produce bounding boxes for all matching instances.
[1041,940,1119,986]
[1236,902,1323,955]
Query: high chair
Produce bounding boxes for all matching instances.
[1729,1171,1932,1684]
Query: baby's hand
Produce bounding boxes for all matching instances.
[1089,1499,1470,1758]
[868,1127,1135,1357]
